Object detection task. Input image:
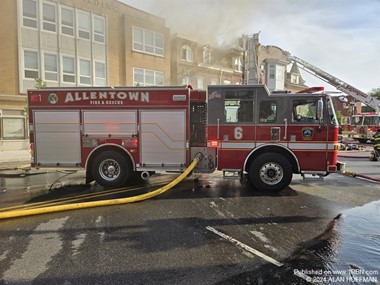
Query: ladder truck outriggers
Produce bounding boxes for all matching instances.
[28,84,340,193]
[287,54,380,143]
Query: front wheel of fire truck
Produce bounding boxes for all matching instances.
[249,153,292,192]
[91,150,131,188]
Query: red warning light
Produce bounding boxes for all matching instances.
[210,140,218,147]
[31,94,41,103]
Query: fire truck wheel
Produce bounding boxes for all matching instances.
[249,153,292,192]
[92,151,131,188]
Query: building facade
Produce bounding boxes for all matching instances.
[1,1,310,153]
[256,44,307,93]
[0,0,170,151]
[170,35,243,88]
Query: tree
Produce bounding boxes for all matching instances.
[369,87,380,100]
[360,87,380,113]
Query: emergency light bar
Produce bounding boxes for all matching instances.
[296,86,324,93]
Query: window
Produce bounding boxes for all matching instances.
[182,75,189,85]
[155,33,164,56]
[24,51,38,79]
[133,68,164,86]
[224,90,254,123]
[259,100,277,123]
[44,53,58,81]
[62,56,75,83]
[23,0,37,28]
[210,79,218,85]
[363,115,380,126]
[235,58,243,72]
[133,27,164,56]
[93,15,105,43]
[79,59,91,85]
[181,45,193,62]
[78,11,90,40]
[61,7,74,36]
[95,62,106,86]
[155,71,164,85]
[144,30,154,54]
[133,27,143,51]
[43,3,56,32]
[269,65,275,79]
[203,46,211,63]
[292,99,318,123]
[291,74,299,84]
[2,118,26,140]
[197,78,204,90]
[351,115,363,126]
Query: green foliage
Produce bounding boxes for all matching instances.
[369,87,380,100]
[34,78,47,89]
[335,110,343,124]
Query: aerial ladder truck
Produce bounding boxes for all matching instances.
[287,54,380,143]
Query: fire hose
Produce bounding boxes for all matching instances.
[0,154,203,220]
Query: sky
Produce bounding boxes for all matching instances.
[120,0,380,93]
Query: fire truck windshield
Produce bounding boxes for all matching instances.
[363,115,380,126]
[327,97,338,126]
[351,115,363,126]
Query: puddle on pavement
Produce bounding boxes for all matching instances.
[219,200,380,285]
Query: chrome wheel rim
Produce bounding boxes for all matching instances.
[259,162,283,185]
[99,159,120,181]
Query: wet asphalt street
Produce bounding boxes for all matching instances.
[0,151,379,285]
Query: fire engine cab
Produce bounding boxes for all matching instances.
[28,85,339,192]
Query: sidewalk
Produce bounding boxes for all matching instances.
[0,149,31,170]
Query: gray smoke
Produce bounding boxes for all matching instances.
[123,0,256,46]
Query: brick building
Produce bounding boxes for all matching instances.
[0,1,308,153]
[171,35,243,88]
[0,0,170,151]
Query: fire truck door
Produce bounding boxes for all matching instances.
[139,110,186,167]
[33,110,81,166]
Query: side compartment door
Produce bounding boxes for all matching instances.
[140,110,186,167]
[33,110,81,166]
[82,110,137,137]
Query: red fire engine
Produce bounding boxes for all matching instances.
[351,113,380,143]
[28,85,339,192]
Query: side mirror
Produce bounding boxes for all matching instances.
[317,99,324,122]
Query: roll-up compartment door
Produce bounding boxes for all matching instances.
[82,110,137,137]
[33,111,81,166]
[140,110,186,166]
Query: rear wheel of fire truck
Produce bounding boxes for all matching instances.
[91,150,131,188]
[249,153,292,192]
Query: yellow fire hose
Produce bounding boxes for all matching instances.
[0,155,202,220]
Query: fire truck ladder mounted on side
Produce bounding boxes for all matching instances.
[288,55,380,114]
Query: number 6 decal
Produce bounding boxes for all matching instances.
[234,127,243,140]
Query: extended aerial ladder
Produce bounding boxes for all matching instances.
[287,54,379,114]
